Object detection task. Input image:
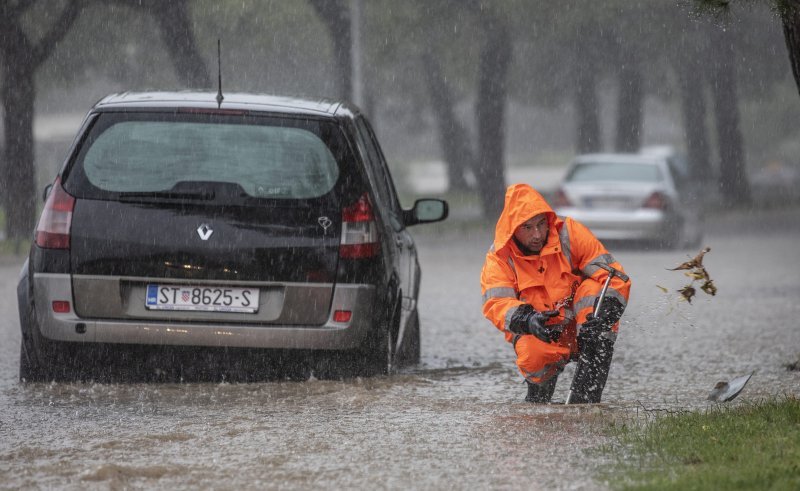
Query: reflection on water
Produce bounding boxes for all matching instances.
[0,369,617,490]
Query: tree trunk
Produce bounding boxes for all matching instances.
[1,57,37,242]
[676,48,713,183]
[614,58,643,152]
[709,25,751,207]
[308,0,353,101]
[151,0,211,89]
[781,1,800,97]
[575,51,601,154]
[0,0,82,241]
[1,20,38,242]
[474,13,511,219]
[421,53,472,192]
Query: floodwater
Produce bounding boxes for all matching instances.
[1,206,799,490]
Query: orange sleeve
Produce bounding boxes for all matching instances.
[566,218,631,309]
[480,248,525,340]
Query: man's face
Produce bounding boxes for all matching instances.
[513,213,549,252]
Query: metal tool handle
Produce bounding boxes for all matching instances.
[593,274,614,318]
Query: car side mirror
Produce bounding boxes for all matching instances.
[404,199,448,226]
[42,184,53,202]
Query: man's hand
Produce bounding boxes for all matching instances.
[508,305,559,343]
[580,313,609,334]
[578,297,625,349]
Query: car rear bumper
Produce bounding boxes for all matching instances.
[32,273,376,350]
[557,208,673,240]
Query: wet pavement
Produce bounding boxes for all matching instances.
[1,206,799,490]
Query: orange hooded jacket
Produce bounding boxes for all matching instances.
[481,184,631,348]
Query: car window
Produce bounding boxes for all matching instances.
[353,117,404,230]
[69,112,343,200]
[666,156,689,185]
[566,162,663,183]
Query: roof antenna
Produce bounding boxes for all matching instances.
[216,39,224,108]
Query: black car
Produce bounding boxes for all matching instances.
[17,91,448,381]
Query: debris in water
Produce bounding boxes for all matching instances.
[668,246,710,271]
[707,372,753,402]
[678,285,696,303]
[665,246,716,303]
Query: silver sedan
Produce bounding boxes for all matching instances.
[552,152,703,249]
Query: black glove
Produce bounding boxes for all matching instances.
[508,304,559,343]
[578,297,624,348]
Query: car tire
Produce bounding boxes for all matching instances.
[18,274,79,382]
[359,295,399,377]
[18,332,45,383]
[18,292,52,383]
[397,310,420,367]
[17,273,43,382]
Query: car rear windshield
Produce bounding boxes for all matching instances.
[65,111,347,200]
[566,162,663,183]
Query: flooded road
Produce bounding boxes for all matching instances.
[1,206,799,490]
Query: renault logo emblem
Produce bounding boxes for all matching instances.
[317,216,332,231]
[197,224,214,240]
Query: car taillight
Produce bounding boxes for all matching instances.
[340,192,379,258]
[35,177,75,249]
[552,188,572,208]
[642,191,668,210]
[52,301,71,313]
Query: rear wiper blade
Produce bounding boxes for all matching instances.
[118,191,215,201]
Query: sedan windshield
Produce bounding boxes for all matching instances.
[567,162,663,183]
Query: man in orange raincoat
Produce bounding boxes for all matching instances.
[481,184,631,403]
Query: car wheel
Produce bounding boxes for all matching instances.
[397,310,420,367]
[18,276,79,382]
[17,274,46,382]
[360,295,399,377]
[19,332,45,383]
[18,300,54,383]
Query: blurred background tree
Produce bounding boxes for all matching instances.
[1,0,798,239]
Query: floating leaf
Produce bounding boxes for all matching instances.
[666,247,717,304]
[679,286,696,303]
[684,270,707,281]
[701,280,717,296]
[668,246,711,271]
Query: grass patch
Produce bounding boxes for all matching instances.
[0,209,30,257]
[0,238,30,256]
[605,397,800,490]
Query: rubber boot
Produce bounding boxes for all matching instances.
[525,374,558,403]
[566,336,615,404]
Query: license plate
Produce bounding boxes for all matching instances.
[585,197,630,209]
[146,285,259,313]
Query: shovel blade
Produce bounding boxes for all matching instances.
[713,372,753,402]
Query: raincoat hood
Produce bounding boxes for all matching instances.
[493,184,557,253]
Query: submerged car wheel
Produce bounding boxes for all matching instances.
[18,300,56,383]
[359,295,400,376]
[18,274,48,383]
[18,328,45,383]
[18,274,84,382]
[397,310,421,367]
